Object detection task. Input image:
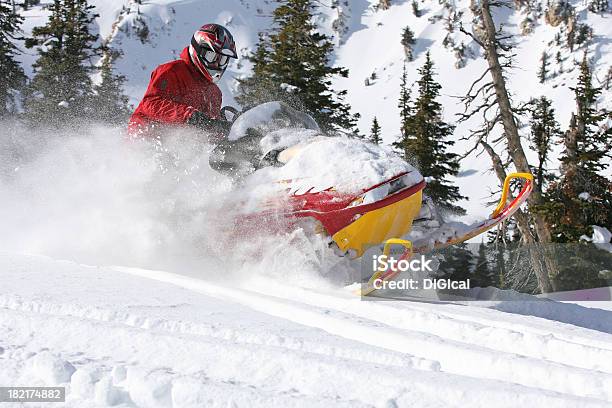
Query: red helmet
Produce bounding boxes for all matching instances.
[189,24,238,83]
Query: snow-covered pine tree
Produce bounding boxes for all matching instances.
[401,26,416,61]
[369,116,381,144]
[91,49,131,124]
[24,0,99,125]
[528,96,560,192]
[239,0,357,133]
[396,52,465,214]
[538,51,549,83]
[541,54,611,242]
[0,0,26,116]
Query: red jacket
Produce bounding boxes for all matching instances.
[128,47,222,136]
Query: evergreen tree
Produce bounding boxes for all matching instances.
[0,0,26,116]
[370,116,382,144]
[556,51,563,73]
[22,0,41,10]
[91,49,131,124]
[570,55,610,175]
[133,14,150,44]
[24,0,100,125]
[412,0,420,17]
[487,229,510,288]
[472,242,495,288]
[438,245,474,285]
[576,24,592,48]
[395,52,465,214]
[538,51,549,83]
[528,96,560,192]
[588,0,609,13]
[236,33,273,109]
[401,26,416,61]
[541,54,611,242]
[398,63,412,138]
[237,0,357,133]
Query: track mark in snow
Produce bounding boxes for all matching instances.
[112,266,612,403]
[1,307,604,408]
[0,293,423,373]
[246,279,612,373]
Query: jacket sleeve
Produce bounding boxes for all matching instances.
[138,65,196,124]
[210,85,222,120]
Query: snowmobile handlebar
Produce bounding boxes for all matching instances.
[220,106,241,123]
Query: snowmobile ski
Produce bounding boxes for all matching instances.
[358,172,534,296]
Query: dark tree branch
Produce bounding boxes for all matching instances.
[458,23,484,48]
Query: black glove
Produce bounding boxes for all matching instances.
[188,110,232,136]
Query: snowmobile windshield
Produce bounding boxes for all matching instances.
[228,101,320,142]
[211,102,322,180]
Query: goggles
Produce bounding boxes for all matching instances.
[191,38,231,70]
[203,49,229,68]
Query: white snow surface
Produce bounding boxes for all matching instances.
[583,226,612,244]
[260,128,321,153]
[581,226,612,252]
[227,103,420,197]
[2,252,612,407]
[245,135,422,195]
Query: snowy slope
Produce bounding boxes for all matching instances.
[2,252,612,407]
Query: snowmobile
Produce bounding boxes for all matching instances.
[211,102,533,293]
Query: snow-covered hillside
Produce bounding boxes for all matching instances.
[17,0,612,221]
[2,252,612,407]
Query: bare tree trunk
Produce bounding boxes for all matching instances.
[479,0,558,292]
[481,141,554,293]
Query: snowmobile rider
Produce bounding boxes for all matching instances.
[128,23,238,140]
